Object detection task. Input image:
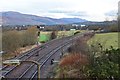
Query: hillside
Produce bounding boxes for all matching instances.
[1,11,87,25]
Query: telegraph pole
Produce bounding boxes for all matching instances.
[118,1,120,76]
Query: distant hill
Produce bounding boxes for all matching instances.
[74,20,117,26]
[60,18,86,23]
[1,11,87,25]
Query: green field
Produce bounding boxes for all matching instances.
[88,32,119,49]
[39,30,86,42]
[39,34,50,42]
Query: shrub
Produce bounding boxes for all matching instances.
[2,30,21,53]
[87,46,120,79]
[2,27,37,55]
[21,27,37,46]
[50,31,57,40]
[58,53,89,78]
[67,33,94,54]
[59,53,89,67]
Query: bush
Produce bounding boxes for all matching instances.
[2,30,21,53]
[87,46,120,79]
[67,33,94,54]
[2,27,37,54]
[50,31,57,40]
[56,33,95,78]
[58,53,89,78]
[74,31,80,35]
[21,27,37,47]
[108,24,118,32]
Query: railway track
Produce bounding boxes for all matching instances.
[2,35,74,78]
[2,36,70,76]
[2,32,92,79]
[18,40,72,79]
[31,45,72,79]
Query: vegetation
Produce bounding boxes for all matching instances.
[67,33,93,54]
[57,53,89,78]
[20,27,37,47]
[108,24,118,32]
[2,27,37,59]
[87,22,118,32]
[2,30,21,53]
[55,33,95,78]
[86,32,120,79]
[55,32,120,79]
[87,46,120,79]
[50,31,58,40]
[39,30,86,39]
[0,28,1,63]
[88,32,118,49]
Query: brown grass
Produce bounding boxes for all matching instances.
[2,45,36,60]
[59,53,89,67]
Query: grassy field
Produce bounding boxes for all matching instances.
[40,30,86,38]
[88,32,119,49]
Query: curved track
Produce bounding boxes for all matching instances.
[2,32,93,79]
[2,37,69,76]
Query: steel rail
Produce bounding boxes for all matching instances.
[2,37,67,76]
[21,40,72,79]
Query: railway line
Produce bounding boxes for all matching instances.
[4,38,70,78]
[1,32,93,79]
[30,42,72,79]
[2,37,69,76]
[18,41,71,79]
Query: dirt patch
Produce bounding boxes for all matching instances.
[17,45,37,54]
[2,45,37,60]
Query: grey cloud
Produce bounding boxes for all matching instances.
[67,11,88,17]
[48,10,73,13]
[105,10,117,16]
[48,10,88,17]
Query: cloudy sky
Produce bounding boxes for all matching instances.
[0,0,119,21]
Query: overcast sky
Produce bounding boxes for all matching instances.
[0,0,119,21]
